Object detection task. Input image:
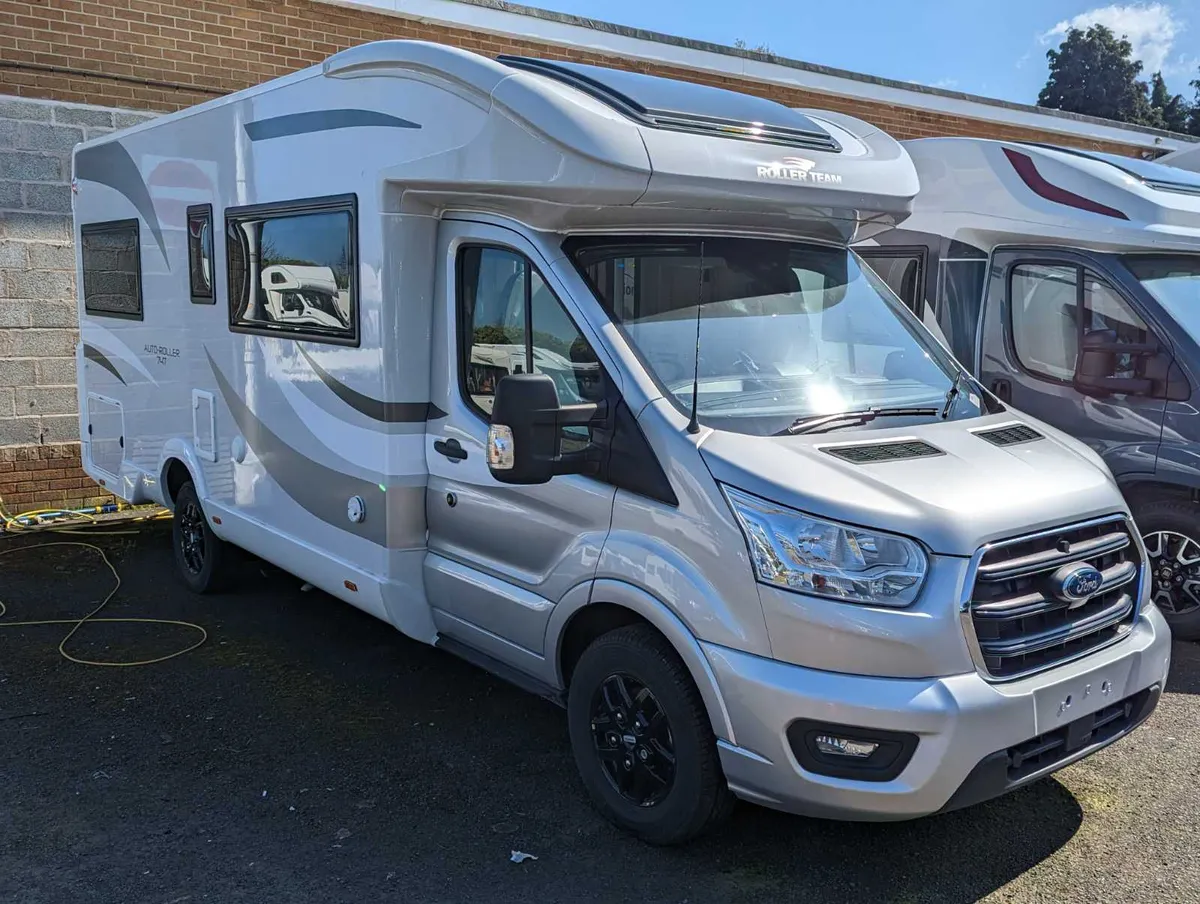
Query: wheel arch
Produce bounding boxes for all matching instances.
[548,579,736,743]
[157,439,211,511]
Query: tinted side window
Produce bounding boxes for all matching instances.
[458,246,604,423]
[530,270,604,407]
[81,219,142,320]
[187,204,214,304]
[859,251,924,314]
[1010,263,1079,381]
[1083,271,1152,379]
[460,246,529,415]
[226,196,357,344]
[938,259,988,365]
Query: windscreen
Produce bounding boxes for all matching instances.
[1125,254,1200,339]
[567,237,975,436]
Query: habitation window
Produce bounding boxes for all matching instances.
[187,204,214,304]
[457,245,604,439]
[81,219,143,320]
[225,194,358,345]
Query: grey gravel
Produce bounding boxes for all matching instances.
[1,523,1197,903]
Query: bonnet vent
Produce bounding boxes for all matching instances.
[824,440,943,464]
[975,424,1043,447]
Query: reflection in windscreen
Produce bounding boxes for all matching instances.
[569,237,958,435]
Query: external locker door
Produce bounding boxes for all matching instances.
[86,392,125,478]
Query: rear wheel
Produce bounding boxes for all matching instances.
[566,624,734,845]
[1136,497,1200,641]
[173,481,233,594]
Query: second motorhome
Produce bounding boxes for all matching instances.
[858,137,1200,640]
[72,42,1169,843]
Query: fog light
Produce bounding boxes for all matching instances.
[814,735,879,759]
[487,425,514,470]
[787,719,919,782]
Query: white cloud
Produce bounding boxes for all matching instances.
[932,77,959,89]
[1041,3,1181,74]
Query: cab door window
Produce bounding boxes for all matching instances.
[458,246,604,423]
[1010,261,1155,383]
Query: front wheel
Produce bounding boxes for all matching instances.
[173,481,234,594]
[566,624,734,845]
[1137,497,1200,641]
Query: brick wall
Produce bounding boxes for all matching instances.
[0,0,1169,158]
[0,0,1181,511]
[0,95,155,514]
[0,442,112,515]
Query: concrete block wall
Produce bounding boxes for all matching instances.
[0,94,155,515]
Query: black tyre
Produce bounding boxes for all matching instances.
[173,481,233,594]
[567,624,735,845]
[1136,497,1200,641]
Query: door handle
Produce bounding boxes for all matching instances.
[991,378,1012,403]
[434,438,468,462]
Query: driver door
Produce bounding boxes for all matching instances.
[425,221,616,659]
[979,250,1167,478]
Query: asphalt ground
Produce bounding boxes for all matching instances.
[1,523,1198,904]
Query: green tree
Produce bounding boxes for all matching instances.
[1148,71,1191,132]
[1189,76,1200,136]
[733,38,772,54]
[1038,24,1151,125]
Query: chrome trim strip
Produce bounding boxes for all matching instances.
[973,560,1138,621]
[958,513,1144,682]
[978,593,1134,657]
[976,531,1130,581]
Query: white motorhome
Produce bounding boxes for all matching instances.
[73,43,1169,843]
[856,137,1200,641]
[1158,143,1200,173]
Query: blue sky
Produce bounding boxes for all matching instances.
[527,1,1200,104]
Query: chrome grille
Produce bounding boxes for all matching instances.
[964,516,1142,680]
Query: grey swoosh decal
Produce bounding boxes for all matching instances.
[82,343,126,384]
[207,350,388,545]
[74,142,168,265]
[296,344,446,423]
[244,109,421,142]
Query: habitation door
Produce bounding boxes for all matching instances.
[424,221,616,659]
[978,249,1168,478]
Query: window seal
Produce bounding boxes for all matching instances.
[81,218,143,321]
[224,193,359,347]
[187,203,215,305]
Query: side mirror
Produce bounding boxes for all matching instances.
[487,374,605,485]
[1073,329,1153,396]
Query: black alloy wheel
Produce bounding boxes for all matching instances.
[590,672,676,807]
[177,497,207,576]
[566,624,734,844]
[172,480,234,594]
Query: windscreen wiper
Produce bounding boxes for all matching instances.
[780,406,940,436]
[941,371,967,420]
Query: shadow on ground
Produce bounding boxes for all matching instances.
[9,524,1191,903]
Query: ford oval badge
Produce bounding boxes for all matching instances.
[1052,563,1104,607]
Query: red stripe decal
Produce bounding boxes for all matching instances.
[1002,147,1129,220]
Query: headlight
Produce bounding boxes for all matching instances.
[723,485,927,607]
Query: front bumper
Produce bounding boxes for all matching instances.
[705,604,1171,821]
